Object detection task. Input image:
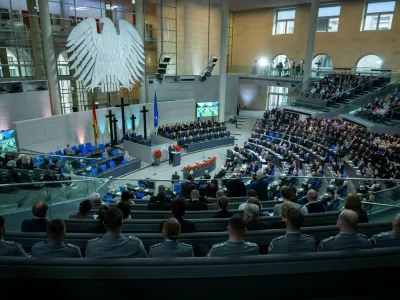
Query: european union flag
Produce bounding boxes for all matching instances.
[154,91,158,127]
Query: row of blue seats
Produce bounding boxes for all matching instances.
[87,159,128,177]
[50,142,106,157]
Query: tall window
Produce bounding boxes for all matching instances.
[267,86,288,110]
[362,1,396,31]
[317,5,341,32]
[274,9,296,35]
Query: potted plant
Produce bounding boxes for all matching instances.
[154,150,162,166]
[174,145,181,152]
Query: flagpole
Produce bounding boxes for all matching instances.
[155,83,157,136]
[92,98,98,149]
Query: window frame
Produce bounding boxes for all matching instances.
[361,0,396,31]
[273,8,296,35]
[317,5,341,32]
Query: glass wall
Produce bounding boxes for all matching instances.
[267,85,288,110]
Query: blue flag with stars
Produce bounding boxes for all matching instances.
[154,91,158,127]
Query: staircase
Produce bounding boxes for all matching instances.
[338,81,389,105]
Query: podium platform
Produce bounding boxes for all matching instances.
[172,151,181,167]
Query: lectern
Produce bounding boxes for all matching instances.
[172,151,181,167]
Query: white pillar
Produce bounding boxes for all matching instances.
[218,0,228,122]
[136,0,147,104]
[303,0,320,82]
[38,0,62,115]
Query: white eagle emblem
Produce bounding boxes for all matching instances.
[66,18,145,92]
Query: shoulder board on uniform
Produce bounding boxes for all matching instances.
[271,235,285,243]
[357,233,369,239]
[320,236,335,244]
[127,236,141,241]
[150,243,162,248]
[66,243,80,250]
[375,232,391,238]
[244,241,258,247]
[5,240,19,246]
[212,242,225,249]
[303,234,314,239]
[181,243,192,248]
[87,238,100,243]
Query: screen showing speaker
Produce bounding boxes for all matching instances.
[196,102,219,118]
[0,129,17,153]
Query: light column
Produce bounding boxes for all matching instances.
[136,0,147,104]
[218,0,228,122]
[303,0,320,82]
[38,0,62,115]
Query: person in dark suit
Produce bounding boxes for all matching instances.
[168,143,174,165]
[148,185,171,211]
[213,196,234,218]
[180,175,195,199]
[171,171,180,184]
[21,201,49,232]
[171,198,196,233]
[250,172,269,202]
[226,174,247,197]
[69,199,93,219]
[204,179,218,198]
[186,190,208,211]
[89,205,109,234]
[214,166,227,179]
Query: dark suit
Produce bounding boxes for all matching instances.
[21,218,49,232]
[246,219,268,231]
[186,200,208,211]
[250,179,269,202]
[168,145,174,165]
[148,202,172,211]
[226,179,247,197]
[213,210,234,218]
[180,181,195,199]
[171,174,180,183]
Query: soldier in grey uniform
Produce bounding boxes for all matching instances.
[86,207,148,258]
[31,219,82,258]
[268,208,316,254]
[207,214,259,257]
[318,209,370,252]
[149,218,194,258]
[0,216,27,257]
[370,213,400,248]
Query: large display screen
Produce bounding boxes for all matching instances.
[196,102,219,118]
[0,129,17,153]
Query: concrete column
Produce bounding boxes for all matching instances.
[38,0,62,115]
[26,0,46,80]
[136,0,147,103]
[303,0,319,82]
[218,0,228,122]
[0,48,10,78]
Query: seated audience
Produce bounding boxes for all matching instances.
[370,213,400,248]
[268,208,316,254]
[90,193,105,206]
[273,186,302,216]
[250,172,269,201]
[213,196,234,218]
[69,199,93,219]
[201,170,211,180]
[171,198,196,233]
[180,175,196,199]
[207,214,259,257]
[0,216,27,257]
[318,209,370,252]
[148,186,171,211]
[21,201,49,232]
[226,173,247,197]
[301,189,326,215]
[149,218,194,258]
[89,205,109,234]
[86,207,147,258]
[238,189,259,210]
[243,201,267,230]
[204,179,218,198]
[117,201,131,219]
[149,185,169,204]
[344,194,369,223]
[186,190,208,211]
[116,190,135,204]
[31,219,82,258]
[269,201,294,229]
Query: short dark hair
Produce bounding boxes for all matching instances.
[247,189,258,198]
[210,179,218,185]
[32,201,48,218]
[104,207,123,231]
[171,198,186,219]
[217,196,229,210]
[79,199,92,214]
[281,186,294,201]
[47,219,65,240]
[116,201,131,219]
[121,191,131,201]
[286,208,304,230]
[0,216,4,228]
[229,214,246,236]
[97,205,110,225]
[187,175,193,181]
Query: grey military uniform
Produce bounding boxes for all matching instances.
[31,241,82,258]
[268,232,316,254]
[207,240,259,257]
[0,237,27,257]
[149,240,194,258]
[86,234,148,258]
[318,232,370,252]
[273,201,302,216]
[370,231,400,248]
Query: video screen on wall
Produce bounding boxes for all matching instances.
[0,129,17,154]
[196,102,219,118]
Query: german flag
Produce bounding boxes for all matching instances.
[92,100,99,139]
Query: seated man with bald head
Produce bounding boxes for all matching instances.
[370,213,400,248]
[318,209,370,252]
[21,201,49,232]
[301,189,326,215]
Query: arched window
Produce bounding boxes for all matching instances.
[312,54,333,69]
[0,48,34,78]
[355,54,384,73]
[272,54,289,68]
